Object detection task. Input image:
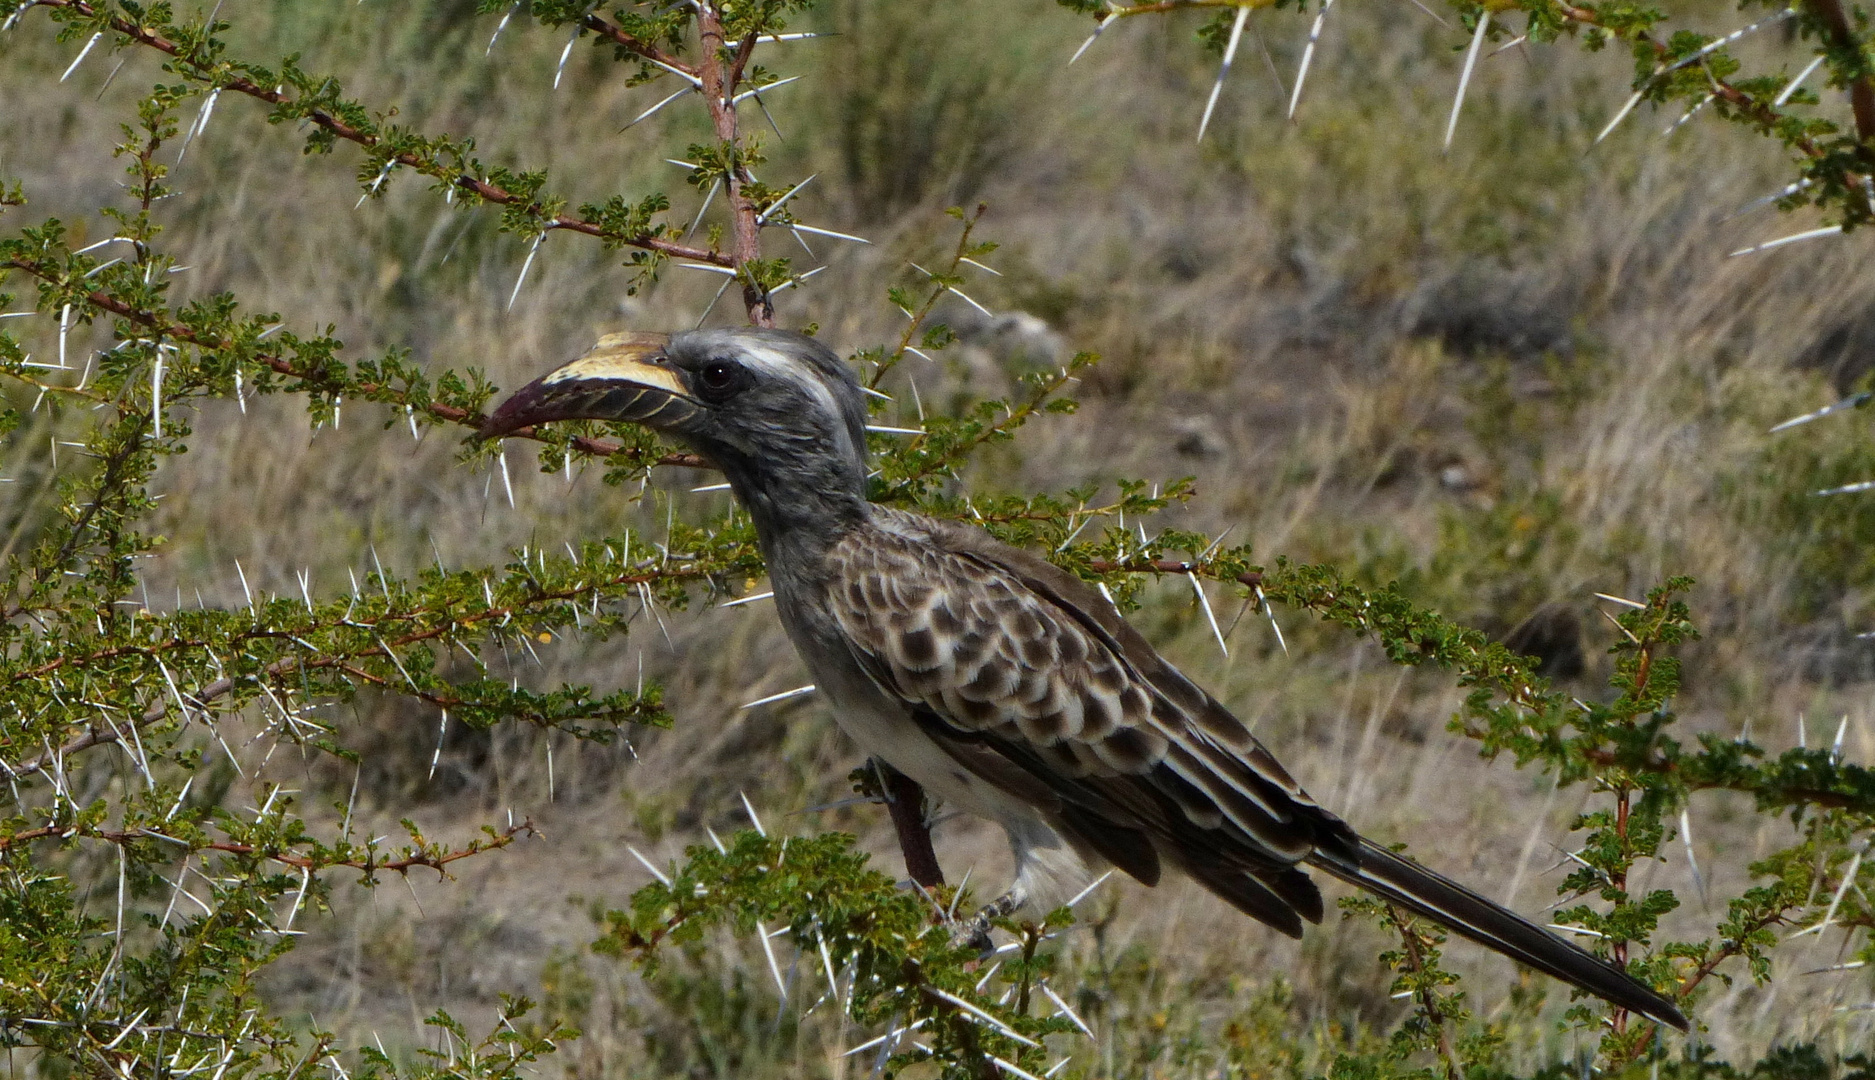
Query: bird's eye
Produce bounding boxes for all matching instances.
[696,361,742,401]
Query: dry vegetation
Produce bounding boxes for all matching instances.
[4,0,1875,1075]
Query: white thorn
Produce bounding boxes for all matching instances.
[1816,479,1875,496]
[757,920,788,1000]
[1770,392,1870,433]
[767,265,826,296]
[627,845,672,886]
[740,684,816,710]
[486,2,519,55]
[1660,8,1795,78]
[1287,0,1335,120]
[687,177,721,238]
[60,32,101,82]
[740,791,767,836]
[1444,10,1489,152]
[1547,923,1607,938]
[1776,54,1826,107]
[843,1019,928,1057]
[1255,585,1287,655]
[646,55,704,88]
[151,353,163,438]
[991,1056,1046,1080]
[1731,178,1813,218]
[1040,982,1094,1038]
[784,222,871,244]
[1594,88,1646,145]
[1728,224,1843,258]
[553,29,578,89]
[1065,869,1115,909]
[1188,572,1228,658]
[624,86,695,129]
[1789,846,1863,938]
[924,987,1040,1047]
[1197,5,1250,142]
[177,87,220,165]
[731,74,801,105]
[1679,807,1709,909]
[1662,92,1714,136]
[507,232,546,310]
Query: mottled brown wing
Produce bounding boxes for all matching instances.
[824,511,1360,936]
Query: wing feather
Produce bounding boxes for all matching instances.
[820,508,1688,1030]
[825,511,1347,934]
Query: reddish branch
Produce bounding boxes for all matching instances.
[5,559,719,775]
[1806,0,1875,148]
[1390,909,1462,1080]
[575,12,693,73]
[0,820,535,875]
[1578,745,1870,808]
[694,9,773,326]
[1675,909,1787,1001]
[1552,1,1827,159]
[24,1,730,267]
[881,764,945,888]
[1598,905,1794,1066]
[1088,558,1262,587]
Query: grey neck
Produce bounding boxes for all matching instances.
[716,449,872,570]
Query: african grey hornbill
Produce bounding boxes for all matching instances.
[480,327,1689,1031]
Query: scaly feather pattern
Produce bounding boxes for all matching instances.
[824,507,1688,1029]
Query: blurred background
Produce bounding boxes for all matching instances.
[3,0,1874,1074]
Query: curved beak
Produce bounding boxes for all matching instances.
[479,332,698,440]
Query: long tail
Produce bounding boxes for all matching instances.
[1308,837,1689,1031]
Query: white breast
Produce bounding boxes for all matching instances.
[808,658,1097,911]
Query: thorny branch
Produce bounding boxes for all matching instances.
[1805,0,1875,146]
[21,0,731,266]
[1087,557,1262,588]
[1549,1,1828,159]
[1390,908,1462,1080]
[2,256,708,468]
[693,8,773,325]
[575,10,694,75]
[0,820,536,877]
[5,556,723,777]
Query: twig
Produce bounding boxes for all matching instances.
[20,1,728,267]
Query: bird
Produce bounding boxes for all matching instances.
[480,326,1689,1032]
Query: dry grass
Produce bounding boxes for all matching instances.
[5,0,1875,1074]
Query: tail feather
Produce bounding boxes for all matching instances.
[1308,838,1689,1032]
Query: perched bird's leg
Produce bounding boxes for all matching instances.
[956,889,1024,955]
[874,759,945,889]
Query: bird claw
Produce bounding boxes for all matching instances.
[950,916,994,956]
[949,890,1021,957]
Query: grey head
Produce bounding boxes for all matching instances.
[480,327,874,548]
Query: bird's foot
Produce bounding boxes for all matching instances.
[951,890,1022,957]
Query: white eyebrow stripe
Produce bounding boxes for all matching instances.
[735,341,857,457]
